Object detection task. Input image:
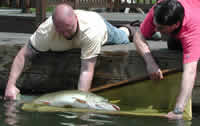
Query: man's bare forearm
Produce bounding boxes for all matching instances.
[175,61,198,111]
[7,44,30,87]
[134,31,155,64]
[133,30,163,80]
[78,57,97,91]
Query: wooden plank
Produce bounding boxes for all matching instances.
[35,0,47,27]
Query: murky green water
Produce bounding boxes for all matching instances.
[0,99,198,126]
[1,72,200,126]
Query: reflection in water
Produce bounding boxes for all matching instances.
[58,112,78,119]
[79,113,113,125]
[4,101,19,126]
[0,72,198,126]
[60,123,88,126]
[169,119,192,126]
[0,99,195,126]
[0,79,198,126]
[58,112,114,126]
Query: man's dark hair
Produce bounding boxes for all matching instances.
[154,0,184,25]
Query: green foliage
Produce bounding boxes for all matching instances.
[29,7,55,13]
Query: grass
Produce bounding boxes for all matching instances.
[30,7,55,13]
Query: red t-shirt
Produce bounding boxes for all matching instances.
[140,0,200,64]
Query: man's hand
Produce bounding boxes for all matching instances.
[164,111,183,120]
[147,63,163,80]
[4,85,20,100]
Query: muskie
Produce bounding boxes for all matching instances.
[32,90,120,111]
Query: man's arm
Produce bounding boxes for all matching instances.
[166,61,198,119]
[4,43,33,100]
[78,57,97,91]
[133,30,163,80]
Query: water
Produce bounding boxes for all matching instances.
[1,72,200,126]
[0,99,199,126]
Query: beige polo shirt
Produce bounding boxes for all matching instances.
[30,10,108,59]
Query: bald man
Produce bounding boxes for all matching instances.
[4,4,162,100]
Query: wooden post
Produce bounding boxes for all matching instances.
[114,0,120,12]
[107,0,114,12]
[16,0,20,8]
[21,0,31,13]
[74,0,79,9]
[6,0,10,6]
[36,0,47,27]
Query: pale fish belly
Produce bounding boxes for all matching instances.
[32,90,120,111]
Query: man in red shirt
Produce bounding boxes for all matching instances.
[134,0,200,119]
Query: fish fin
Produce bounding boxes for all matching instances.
[42,101,50,105]
[74,98,87,104]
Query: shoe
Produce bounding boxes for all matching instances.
[117,20,141,42]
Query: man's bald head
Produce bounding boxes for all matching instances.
[52,4,74,24]
[52,4,78,39]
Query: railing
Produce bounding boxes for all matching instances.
[74,0,113,9]
[1,0,158,11]
[0,0,9,7]
[0,0,158,27]
[116,0,158,10]
[46,0,74,8]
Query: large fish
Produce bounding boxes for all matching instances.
[31,90,120,111]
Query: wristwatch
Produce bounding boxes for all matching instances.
[173,107,183,115]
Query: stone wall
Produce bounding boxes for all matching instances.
[1,36,200,106]
[0,40,184,94]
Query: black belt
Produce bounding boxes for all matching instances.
[28,40,71,54]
